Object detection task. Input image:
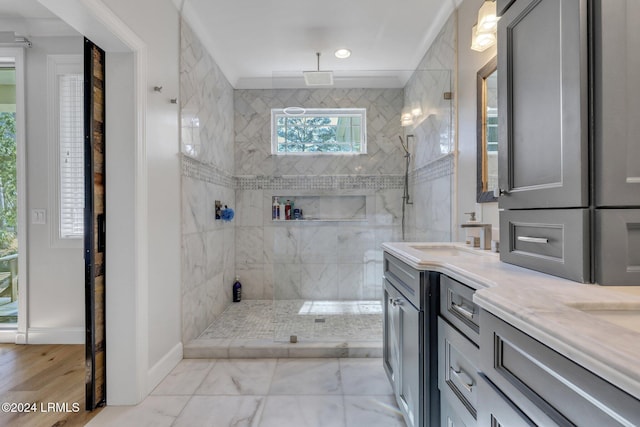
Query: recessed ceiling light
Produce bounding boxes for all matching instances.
[334,48,351,59]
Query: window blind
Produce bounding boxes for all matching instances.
[58,74,84,238]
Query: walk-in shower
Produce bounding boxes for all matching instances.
[188,68,452,356]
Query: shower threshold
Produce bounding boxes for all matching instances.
[184,300,382,359]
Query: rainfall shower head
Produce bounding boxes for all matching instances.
[303,52,334,86]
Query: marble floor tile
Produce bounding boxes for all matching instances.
[196,359,277,395]
[258,395,346,427]
[173,395,265,427]
[151,359,215,395]
[84,396,190,427]
[269,358,342,395]
[344,395,406,427]
[340,358,394,396]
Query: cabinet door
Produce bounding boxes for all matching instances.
[398,297,421,427]
[594,0,640,206]
[497,0,588,209]
[383,280,400,391]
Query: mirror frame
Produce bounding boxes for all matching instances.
[476,56,498,203]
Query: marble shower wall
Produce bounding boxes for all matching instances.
[234,88,406,301]
[181,20,236,343]
[403,11,457,242]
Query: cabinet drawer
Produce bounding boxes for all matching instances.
[596,209,640,285]
[440,275,479,344]
[477,373,556,427]
[499,209,590,282]
[383,252,422,309]
[480,311,640,426]
[438,318,479,427]
[441,397,474,427]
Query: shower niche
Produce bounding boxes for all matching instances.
[271,194,368,222]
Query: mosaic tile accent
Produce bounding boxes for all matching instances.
[236,174,404,191]
[199,300,382,343]
[411,153,454,184]
[181,154,235,189]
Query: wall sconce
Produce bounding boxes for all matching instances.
[401,102,423,127]
[471,0,498,52]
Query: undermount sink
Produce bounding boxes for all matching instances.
[408,245,484,257]
[569,303,640,334]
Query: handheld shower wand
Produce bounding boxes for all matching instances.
[399,135,414,240]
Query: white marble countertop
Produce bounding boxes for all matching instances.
[382,241,640,400]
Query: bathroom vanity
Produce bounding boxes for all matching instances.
[382,242,640,427]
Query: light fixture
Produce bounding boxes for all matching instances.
[401,107,414,127]
[471,0,498,52]
[303,52,334,86]
[477,0,499,32]
[334,48,351,59]
[471,24,497,52]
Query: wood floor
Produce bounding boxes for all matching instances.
[0,344,102,427]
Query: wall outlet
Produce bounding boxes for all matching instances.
[32,208,46,224]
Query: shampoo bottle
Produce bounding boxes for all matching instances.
[272,197,280,220]
[279,199,285,220]
[232,276,242,302]
[285,200,292,220]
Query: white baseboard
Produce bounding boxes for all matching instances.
[146,342,183,394]
[27,327,85,344]
[0,329,18,343]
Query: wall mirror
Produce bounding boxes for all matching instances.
[476,56,498,202]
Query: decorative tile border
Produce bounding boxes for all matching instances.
[182,154,235,188]
[412,153,454,184]
[183,152,454,191]
[236,174,404,191]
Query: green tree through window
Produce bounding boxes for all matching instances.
[272,108,366,154]
[0,112,17,256]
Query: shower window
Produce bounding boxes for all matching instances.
[271,108,366,154]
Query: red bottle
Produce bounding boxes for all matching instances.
[285,200,292,220]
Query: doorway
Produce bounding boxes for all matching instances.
[0,50,26,337]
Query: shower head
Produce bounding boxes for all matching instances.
[304,52,334,86]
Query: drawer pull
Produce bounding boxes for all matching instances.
[451,367,474,392]
[517,236,549,244]
[451,301,475,320]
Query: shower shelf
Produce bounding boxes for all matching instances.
[271,218,368,223]
[271,194,368,223]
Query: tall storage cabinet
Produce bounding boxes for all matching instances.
[593,0,640,285]
[498,0,640,285]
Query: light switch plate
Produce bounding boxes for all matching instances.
[32,209,46,224]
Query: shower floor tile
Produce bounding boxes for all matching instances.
[186,300,383,359]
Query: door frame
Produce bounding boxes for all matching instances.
[39,0,151,404]
[0,47,28,344]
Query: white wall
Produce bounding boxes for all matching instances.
[97,0,183,397]
[25,36,85,343]
[38,0,183,404]
[456,0,499,239]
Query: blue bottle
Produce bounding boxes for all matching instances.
[232,276,242,302]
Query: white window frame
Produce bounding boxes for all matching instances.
[271,107,367,155]
[47,55,84,248]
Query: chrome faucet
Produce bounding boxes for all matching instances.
[461,212,492,250]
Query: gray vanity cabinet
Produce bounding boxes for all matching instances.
[594,0,640,207]
[479,310,640,426]
[497,0,589,210]
[382,253,440,427]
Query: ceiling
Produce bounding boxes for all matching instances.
[179,0,462,88]
[0,0,461,89]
